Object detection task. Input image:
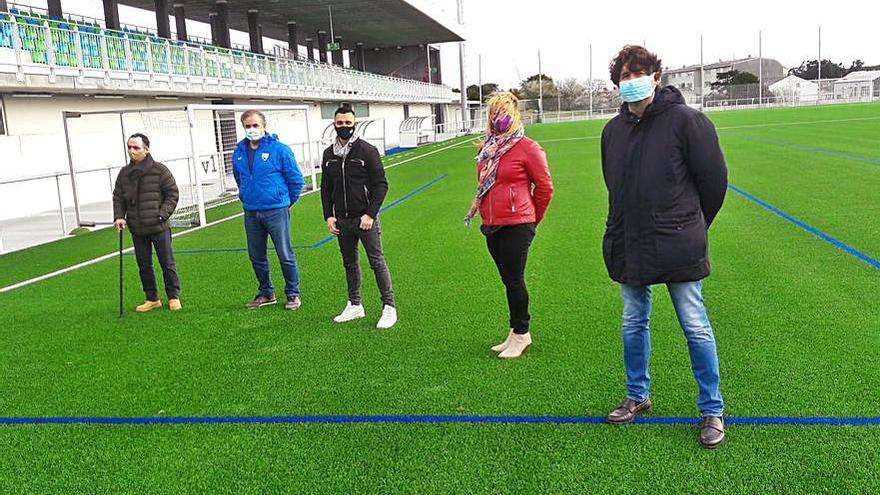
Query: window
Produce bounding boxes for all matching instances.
[321,102,370,119]
[403,104,410,119]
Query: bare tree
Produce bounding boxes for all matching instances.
[556,78,587,111]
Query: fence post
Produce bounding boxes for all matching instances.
[44,22,57,83]
[123,32,134,85]
[99,29,111,84]
[10,17,25,81]
[73,24,85,81]
[165,39,173,88]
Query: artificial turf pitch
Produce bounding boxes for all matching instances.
[1,103,879,493]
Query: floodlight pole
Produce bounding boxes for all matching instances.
[589,43,593,119]
[538,50,543,122]
[758,30,763,107]
[700,34,705,111]
[817,25,822,104]
[478,54,483,126]
[456,0,467,131]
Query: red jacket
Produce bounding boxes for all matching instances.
[478,137,553,226]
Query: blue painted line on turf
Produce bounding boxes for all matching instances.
[728,184,880,270]
[384,146,416,157]
[720,131,880,167]
[1,415,879,426]
[126,174,448,256]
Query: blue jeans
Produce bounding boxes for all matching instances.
[244,207,300,298]
[620,281,723,417]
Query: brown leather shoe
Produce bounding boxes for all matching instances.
[606,398,652,424]
[245,294,276,310]
[700,416,726,449]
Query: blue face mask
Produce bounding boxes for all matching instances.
[619,74,656,103]
[245,128,264,142]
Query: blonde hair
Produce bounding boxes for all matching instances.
[475,91,523,148]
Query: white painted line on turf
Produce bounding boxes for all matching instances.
[538,136,603,143]
[521,116,880,145]
[384,136,477,170]
[715,116,880,130]
[0,206,261,294]
[1,136,476,294]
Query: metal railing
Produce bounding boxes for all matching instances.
[0,12,456,103]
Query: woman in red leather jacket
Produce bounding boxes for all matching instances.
[465,92,554,359]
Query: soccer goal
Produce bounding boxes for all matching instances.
[62,104,315,229]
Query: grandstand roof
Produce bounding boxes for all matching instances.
[119,0,465,48]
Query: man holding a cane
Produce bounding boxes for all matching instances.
[112,133,182,312]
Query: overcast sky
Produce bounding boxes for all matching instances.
[45,0,880,91]
[439,0,880,90]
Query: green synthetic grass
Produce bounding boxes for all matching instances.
[1,103,879,492]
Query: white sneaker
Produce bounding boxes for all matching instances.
[334,302,365,323]
[376,305,398,329]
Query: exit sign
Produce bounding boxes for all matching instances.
[327,42,340,51]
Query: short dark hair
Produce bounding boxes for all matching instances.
[609,45,662,87]
[128,133,150,148]
[335,105,355,117]
[240,109,267,126]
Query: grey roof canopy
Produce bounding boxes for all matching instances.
[123,0,465,48]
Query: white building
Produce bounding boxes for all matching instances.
[833,70,880,100]
[769,74,818,102]
[662,57,785,99]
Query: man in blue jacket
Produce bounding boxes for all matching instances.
[233,110,305,310]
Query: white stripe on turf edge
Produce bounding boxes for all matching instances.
[527,116,880,145]
[0,135,477,294]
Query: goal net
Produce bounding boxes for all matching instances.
[62,104,315,229]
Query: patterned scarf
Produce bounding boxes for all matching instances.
[333,135,359,160]
[464,127,524,226]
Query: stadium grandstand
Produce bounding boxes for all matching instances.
[0,0,472,252]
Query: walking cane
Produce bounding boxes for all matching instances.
[118,227,124,319]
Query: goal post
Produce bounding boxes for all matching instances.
[62,104,314,230]
[182,104,314,228]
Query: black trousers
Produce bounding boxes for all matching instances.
[336,217,395,307]
[131,228,180,301]
[484,223,536,334]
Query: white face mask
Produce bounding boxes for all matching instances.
[245,128,264,142]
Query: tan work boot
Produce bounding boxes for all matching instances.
[136,300,162,313]
[490,329,514,353]
[168,298,182,311]
[498,332,531,359]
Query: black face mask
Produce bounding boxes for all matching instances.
[335,125,355,140]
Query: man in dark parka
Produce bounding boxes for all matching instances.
[601,45,728,449]
[113,133,181,312]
